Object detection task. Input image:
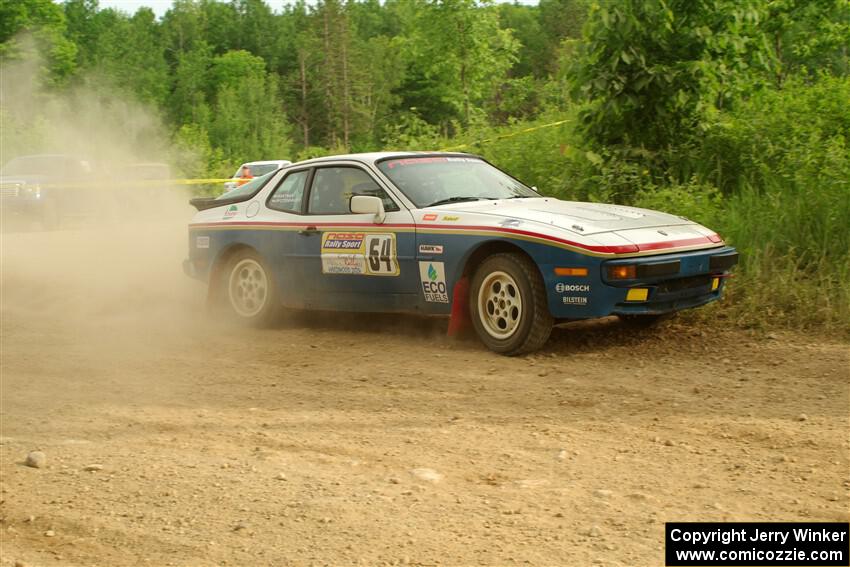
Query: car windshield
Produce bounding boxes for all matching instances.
[377,156,539,208]
[237,163,280,178]
[250,164,281,177]
[218,171,275,200]
[1,156,65,177]
[123,164,170,180]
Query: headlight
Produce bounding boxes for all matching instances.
[607,265,636,280]
[23,184,41,197]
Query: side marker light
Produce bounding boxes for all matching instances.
[554,267,588,277]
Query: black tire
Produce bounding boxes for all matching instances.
[469,252,553,355]
[617,312,676,328]
[221,250,281,326]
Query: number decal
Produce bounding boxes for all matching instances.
[381,238,392,272]
[368,238,381,272]
[322,232,399,276]
[364,234,398,276]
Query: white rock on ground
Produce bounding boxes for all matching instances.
[409,468,443,483]
[25,451,46,469]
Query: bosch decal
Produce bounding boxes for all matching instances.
[419,262,449,303]
[555,283,591,293]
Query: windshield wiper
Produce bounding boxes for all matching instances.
[425,196,487,207]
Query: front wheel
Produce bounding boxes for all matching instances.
[224,251,280,326]
[470,253,553,355]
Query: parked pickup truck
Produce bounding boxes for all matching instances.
[0,154,98,229]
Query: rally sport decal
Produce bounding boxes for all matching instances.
[321,232,399,276]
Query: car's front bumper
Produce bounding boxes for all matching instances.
[544,246,739,319]
[0,195,47,217]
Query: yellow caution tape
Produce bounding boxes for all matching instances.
[171,178,243,185]
[3,121,573,191]
[439,118,572,152]
[0,178,242,190]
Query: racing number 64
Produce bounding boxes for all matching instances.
[366,234,398,275]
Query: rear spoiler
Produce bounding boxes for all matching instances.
[190,196,241,211]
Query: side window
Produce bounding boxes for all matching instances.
[308,166,399,215]
[267,170,309,213]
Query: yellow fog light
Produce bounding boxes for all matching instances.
[626,288,649,302]
[711,277,720,291]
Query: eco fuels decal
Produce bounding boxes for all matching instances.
[223,205,238,219]
[320,232,399,276]
[419,261,449,303]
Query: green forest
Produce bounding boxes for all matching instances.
[1,0,849,333]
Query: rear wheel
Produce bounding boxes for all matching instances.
[470,253,553,355]
[224,251,280,326]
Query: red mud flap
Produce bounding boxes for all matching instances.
[447,276,471,337]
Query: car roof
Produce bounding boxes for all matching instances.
[242,160,291,166]
[293,151,480,167]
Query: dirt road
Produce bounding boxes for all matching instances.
[1,225,848,567]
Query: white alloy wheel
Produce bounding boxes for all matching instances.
[228,258,269,318]
[477,270,523,339]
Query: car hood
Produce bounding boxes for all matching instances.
[446,198,694,235]
[420,197,722,253]
[0,175,52,186]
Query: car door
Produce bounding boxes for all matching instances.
[293,163,418,312]
[262,168,312,306]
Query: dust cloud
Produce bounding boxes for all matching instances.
[1,44,206,351]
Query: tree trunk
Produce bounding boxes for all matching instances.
[322,6,337,146]
[458,19,470,126]
[340,12,351,150]
[299,50,310,146]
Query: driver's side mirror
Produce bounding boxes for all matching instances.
[350,195,386,224]
[531,185,539,193]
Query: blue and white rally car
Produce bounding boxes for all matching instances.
[184,152,738,355]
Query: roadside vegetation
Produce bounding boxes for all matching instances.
[1,0,848,334]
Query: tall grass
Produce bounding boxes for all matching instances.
[703,77,850,335]
[463,76,850,336]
